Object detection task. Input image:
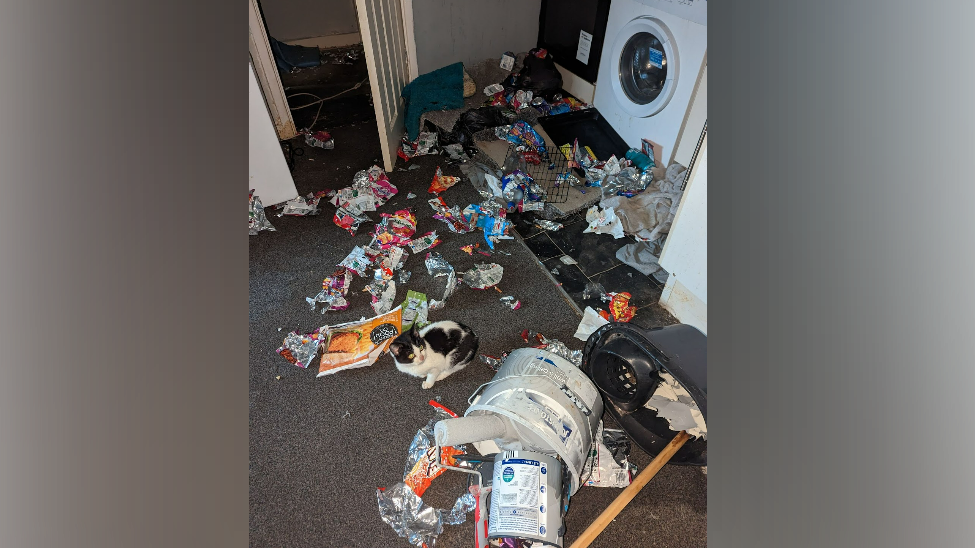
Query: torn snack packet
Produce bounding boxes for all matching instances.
[318,306,403,376]
[462,263,504,289]
[280,190,327,216]
[304,130,334,149]
[608,292,637,322]
[248,190,276,235]
[276,328,326,368]
[499,295,521,310]
[504,121,547,156]
[366,278,397,315]
[462,204,512,249]
[408,231,442,253]
[398,270,412,284]
[372,209,417,249]
[430,198,476,234]
[425,253,458,309]
[534,220,563,231]
[400,290,430,330]
[338,246,373,277]
[333,206,372,235]
[428,166,460,194]
[407,192,417,199]
[306,268,353,312]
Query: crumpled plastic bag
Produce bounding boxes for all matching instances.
[408,231,442,253]
[248,190,276,235]
[574,306,610,341]
[584,205,625,239]
[461,263,503,289]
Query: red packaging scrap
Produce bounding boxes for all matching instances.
[608,292,637,322]
[428,166,460,194]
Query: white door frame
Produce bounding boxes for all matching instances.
[400,0,419,82]
[248,0,297,140]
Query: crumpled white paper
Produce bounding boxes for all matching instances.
[584,205,625,239]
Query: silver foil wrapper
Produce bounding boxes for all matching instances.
[425,253,458,309]
[275,329,323,368]
[248,191,276,235]
[499,295,521,310]
[537,334,583,367]
[534,220,563,231]
[461,263,504,289]
[399,270,412,284]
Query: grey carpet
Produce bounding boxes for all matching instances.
[249,120,707,547]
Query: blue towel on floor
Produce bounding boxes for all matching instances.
[401,62,465,140]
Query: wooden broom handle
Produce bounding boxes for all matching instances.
[568,431,692,548]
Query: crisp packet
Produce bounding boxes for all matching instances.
[535,220,563,231]
[504,121,547,155]
[248,190,276,235]
[608,292,637,322]
[304,130,334,149]
[428,166,460,194]
[338,246,372,277]
[306,268,353,312]
[372,209,417,249]
[462,204,512,249]
[400,290,430,331]
[276,328,325,368]
[333,206,372,235]
[499,295,521,310]
[425,252,458,309]
[462,263,504,289]
[280,190,327,216]
[403,401,463,497]
[318,306,403,376]
[408,231,442,253]
[429,196,476,234]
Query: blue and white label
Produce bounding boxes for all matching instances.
[647,48,664,69]
[490,458,545,538]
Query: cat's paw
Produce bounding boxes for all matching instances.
[421,380,435,389]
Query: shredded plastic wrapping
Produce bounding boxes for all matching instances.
[276,328,325,368]
[534,220,563,231]
[399,270,412,284]
[425,253,457,310]
[429,197,476,234]
[378,403,475,546]
[306,268,353,312]
[372,210,418,249]
[646,371,708,439]
[408,231,442,253]
[462,263,504,289]
[461,204,512,249]
[279,190,327,216]
[499,295,521,310]
[581,422,638,488]
[248,190,276,235]
[365,276,397,315]
[304,130,334,149]
[330,165,398,233]
[333,206,372,235]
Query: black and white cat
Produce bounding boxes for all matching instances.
[388,321,479,389]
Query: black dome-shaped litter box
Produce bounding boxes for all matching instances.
[582,322,707,466]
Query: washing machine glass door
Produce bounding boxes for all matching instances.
[620,33,668,105]
[611,17,679,118]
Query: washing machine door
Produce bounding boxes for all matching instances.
[609,16,680,118]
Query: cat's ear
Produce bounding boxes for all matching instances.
[388,342,403,354]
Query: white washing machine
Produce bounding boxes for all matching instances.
[593,0,707,167]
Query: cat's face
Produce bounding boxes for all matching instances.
[388,325,426,365]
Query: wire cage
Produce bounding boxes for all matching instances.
[502,141,575,204]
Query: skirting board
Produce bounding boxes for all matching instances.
[285,32,361,49]
[555,62,595,104]
[659,275,707,335]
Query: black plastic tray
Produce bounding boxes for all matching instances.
[537,107,630,162]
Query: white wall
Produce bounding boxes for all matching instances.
[659,138,707,333]
[411,0,541,75]
[249,64,298,207]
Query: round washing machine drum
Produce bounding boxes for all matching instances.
[609,16,680,118]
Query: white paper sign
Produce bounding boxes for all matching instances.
[576,30,593,64]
